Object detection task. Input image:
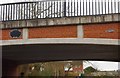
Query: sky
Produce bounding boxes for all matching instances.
[83,61,119,71]
[0,0,40,4]
[0,0,119,71]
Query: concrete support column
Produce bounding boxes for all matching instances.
[0,58,2,78]
[2,59,19,77]
[77,25,84,38]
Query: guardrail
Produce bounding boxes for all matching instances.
[0,0,120,21]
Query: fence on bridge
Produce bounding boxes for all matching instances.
[0,0,120,21]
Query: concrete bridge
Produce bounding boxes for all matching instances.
[0,0,120,77]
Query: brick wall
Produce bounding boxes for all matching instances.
[28,25,77,38]
[0,29,22,40]
[1,23,119,40]
[83,23,120,39]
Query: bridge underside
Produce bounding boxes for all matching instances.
[2,44,119,64]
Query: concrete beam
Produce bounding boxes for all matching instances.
[1,14,119,29]
[0,38,119,46]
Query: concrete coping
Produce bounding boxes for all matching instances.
[0,13,120,29]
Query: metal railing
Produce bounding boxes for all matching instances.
[0,0,120,21]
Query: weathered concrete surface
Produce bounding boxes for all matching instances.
[1,14,120,29]
[1,38,119,46]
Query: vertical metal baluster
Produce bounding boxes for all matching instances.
[23,3,25,19]
[110,0,113,13]
[14,4,15,20]
[20,4,21,20]
[43,1,45,18]
[83,0,84,15]
[47,1,48,18]
[32,3,33,19]
[36,2,38,19]
[70,0,72,16]
[77,0,78,16]
[68,1,69,16]
[48,1,51,18]
[26,3,28,19]
[98,0,100,14]
[74,1,75,16]
[80,0,81,16]
[19,4,21,20]
[89,0,90,15]
[47,1,50,17]
[39,1,42,18]
[40,2,41,18]
[18,4,20,20]
[3,5,5,21]
[8,5,10,20]
[1,5,2,21]
[101,0,103,14]
[97,0,98,14]
[95,1,97,15]
[11,4,12,20]
[45,1,47,18]
[114,0,116,13]
[35,2,36,18]
[33,2,35,18]
[86,0,87,15]
[57,1,59,17]
[51,1,52,18]
[108,0,109,14]
[6,5,7,21]
[29,3,31,19]
[103,0,106,14]
[16,4,18,20]
[59,1,61,17]
[105,0,106,14]
[39,2,41,18]
[21,4,23,20]
[92,0,94,15]
[35,2,36,19]
[118,0,119,13]
[111,0,113,13]
[54,1,55,17]
[24,3,26,19]
[63,1,66,17]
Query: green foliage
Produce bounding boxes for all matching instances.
[18,61,83,77]
[84,66,97,74]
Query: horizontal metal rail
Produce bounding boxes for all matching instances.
[0,0,120,21]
